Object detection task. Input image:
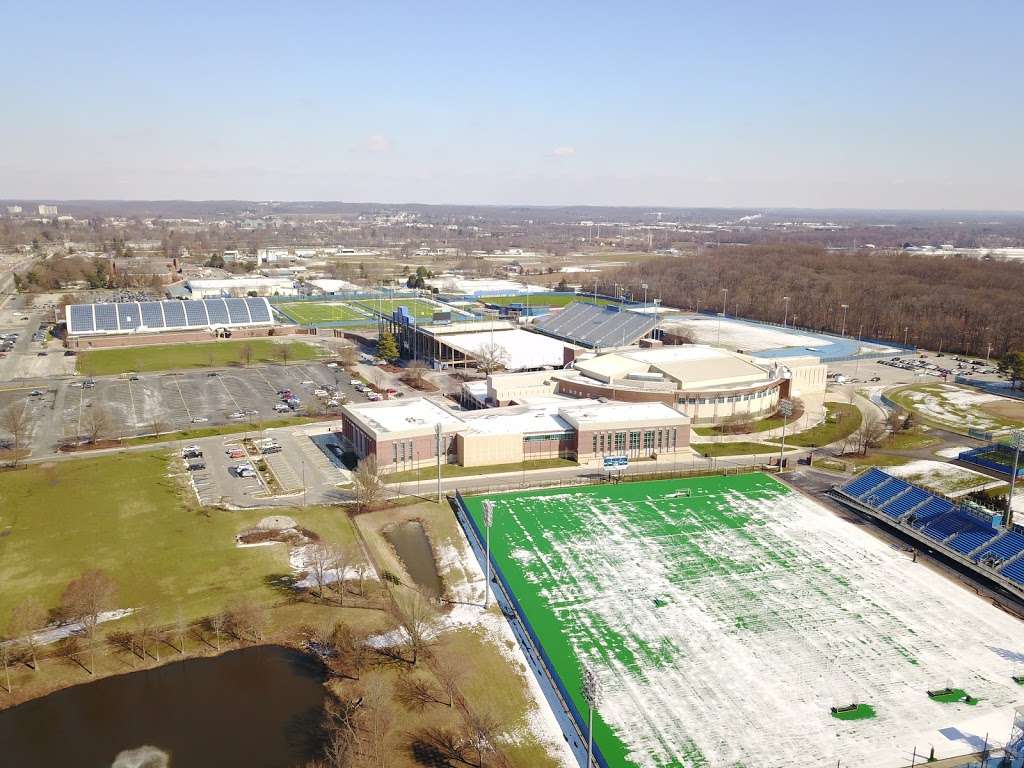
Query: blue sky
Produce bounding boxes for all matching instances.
[2,1,1022,209]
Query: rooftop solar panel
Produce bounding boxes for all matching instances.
[224,298,251,324]
[94,303,119,331]
[183,301,209,326]
[204,299,229,325]
[140,302,166,329]
[245,297,271,322]
[117,303,141,331]
[68,304,94,334]
[162,301,187,327]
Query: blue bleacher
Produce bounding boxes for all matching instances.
[921,511,971,541]
[861,478,911,508]
[909,498,954,528]
[973,531,1024,564]
[881,487,930,519]
[840,468,890,499]
[1000,558,1024,586]
[947,526,999,556]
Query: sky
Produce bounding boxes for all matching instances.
[2,1,1022,210]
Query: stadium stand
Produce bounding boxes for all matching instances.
[533,301,658,350]
[832,469,1024,591]
[65,298,274,336]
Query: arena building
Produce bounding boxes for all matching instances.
[341,396,690,471]
[551,343,827,425]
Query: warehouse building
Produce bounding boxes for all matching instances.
[341,396,690,472]
[179,276,297,299]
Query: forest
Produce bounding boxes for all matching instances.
[613,245,1024,357]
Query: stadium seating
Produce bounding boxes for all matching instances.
[861,478,911,509]
[972,531,1024,565]
[880,486,931,519]
[1000,558,1024,586]
[908,498,954,528]
[947,526,999,556]
[839,468,890,499]
[921,511,973,542]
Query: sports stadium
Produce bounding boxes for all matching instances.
[454,473,1024,767]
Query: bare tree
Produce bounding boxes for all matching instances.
[148,415,168,438]
[0,403,31,464]
[362,673,395,768]
[8,597,47,670]
[60,569,118,673]
[0,637,11,693]
[209,611,226,652]
[463,707,500,767]
[434,657,465,708]
[331,546,352,605]
[81,405,113,444]
[277,344,291,365]
[240,342,255,367]
[308,542,338,600]
[352,456,386,512]
[225,597,267,643]
[850,411,888,455]
[404,360,429,389]
[391,591,439,666]
[475,342,509,374]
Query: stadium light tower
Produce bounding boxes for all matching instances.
[581,663,602,768]
[1007,430,1024,529]
[641,282,648,307]
[720,287,728,316]
[481,501,493,610]
[840,304,849,337]
[778,398,794,470]
[782,295,790,328]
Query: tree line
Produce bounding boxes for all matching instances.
[612,245,1024,356]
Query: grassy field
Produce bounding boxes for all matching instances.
[0,452,359,624]
[775,402,862,448]
[888,383,1024,433]
[478,293,621,308]
[386,457,575,483]
[693,410,792,437]
[275,301,371,325]
[354,297,461,320]
[77,339,320,376]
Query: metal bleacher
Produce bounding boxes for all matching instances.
[833,469,1023,593]
[65,297,275,336]
[533,301,659,349]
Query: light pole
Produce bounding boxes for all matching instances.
[641,282,648,307]
[1007,430,1024,529]
[435,423,443,503]
[582,663,601,768]
[904,326,910,347]
[483,500,494,608]
[721,287,728,317]
[782,296,790,328]
[840,304,849,337]
[778,398,794,470]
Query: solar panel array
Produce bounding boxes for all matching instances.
[534,301,659,349]
[65,297,275,336]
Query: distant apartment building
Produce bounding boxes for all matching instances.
[5,205,22,215]
[37,204,59,216]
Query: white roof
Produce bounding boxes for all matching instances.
[308,278,360,293]
[186,276,294,290]
[346,398,464,435]
[426,276,549,295]
[441,329,567,370]
[560,401,687,427]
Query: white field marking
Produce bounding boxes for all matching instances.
[486,481,1024,767]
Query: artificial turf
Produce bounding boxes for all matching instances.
[275,301,372,325]
[830,703,876,721]
[354,297,461,320]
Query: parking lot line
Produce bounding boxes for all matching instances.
[125,379,140,429]
[217,376,241,412]
[172,375,193,421]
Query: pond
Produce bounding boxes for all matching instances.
[383,520,444,596]
[0,645,328,767]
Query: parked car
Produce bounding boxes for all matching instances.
[273,403,290,412]
[191,416,209,423]
[182,444,202,454]
[326,362,338,368]
[29,389,43,396]
[187,460,206,471]
[349,379,361,386]
[182,449,203,460]
[234,464,257,478]
[227,447,246,459]
[228,411,246,419]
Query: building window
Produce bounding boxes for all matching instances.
[643,431,654,449]
[657,429,663,449]
[392,443,398,464]
[599,434,605,452]
[399,442,405,462]
[614,432,625,452]
[629,431,640,450]
[592,435,598,453]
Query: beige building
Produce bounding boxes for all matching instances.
[552,344,826,425]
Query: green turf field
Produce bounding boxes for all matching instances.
[478,294,622,308]
[276,301,371,325]
[77,339,319,375]
[463,473,787,767]
[354,297,460,320]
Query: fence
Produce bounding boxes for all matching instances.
[955,375,1024,403]
[958,445,1024,478]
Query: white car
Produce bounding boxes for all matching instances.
[301,380,315,386]
[313,388,328,398]
[326,362,338,368]
[235,464,257,478]
[228,411,245,419]
[350,379,361,386]
[191,416,209,423]
[182,444,202,454]
[273,403,290,412]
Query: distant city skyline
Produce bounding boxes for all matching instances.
[2,1,1022,211]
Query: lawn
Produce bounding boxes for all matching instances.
[773,402,862,448]
[888,383,1024,433]
[478,294,621,308]
[696,441,792,457]
[693,410,794,437]
[354,297,461,320]
[0,453,359,625]
[77,339,320,376]
[386,457,576,483]
[275,301,371,325]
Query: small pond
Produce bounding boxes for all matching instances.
[383,520,444,596]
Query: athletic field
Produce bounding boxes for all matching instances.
[275,301,372,325]
[354,297,461,320]
[478,293,619,308]
[463,474,1024,767]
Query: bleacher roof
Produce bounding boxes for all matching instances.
[65,297,274,336]
[533,301,658,349]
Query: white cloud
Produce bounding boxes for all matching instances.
[549,146,576,157]
[365,134,392,153]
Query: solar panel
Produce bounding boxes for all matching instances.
[204,299,229,325]
[117,303,141,331]
[245,297,271,322]
[162,301,187,327]
[140,302,165,328]
[183,301,209,326]
[224,298,251,324]
[94,303,119,331]
[68,304,95,334]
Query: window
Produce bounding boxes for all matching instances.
[643,430,654,449]
[657,429,663,449]
[629,431,640,450]
[392,443,398,464]
[399,442,406,462]
[592,435,598,453]
[614,432,625,451]
[599,434,605,452]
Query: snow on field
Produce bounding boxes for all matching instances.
[936,445,974,459]
[887,459,1007,496]
[903,384,1008,431]
[485,480,1024,767]
[666,314,830,351]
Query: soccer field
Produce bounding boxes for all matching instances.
[354,297,460,320]
[462,474,1024,767]
[479,294,619,308]
[275,301,371,325]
